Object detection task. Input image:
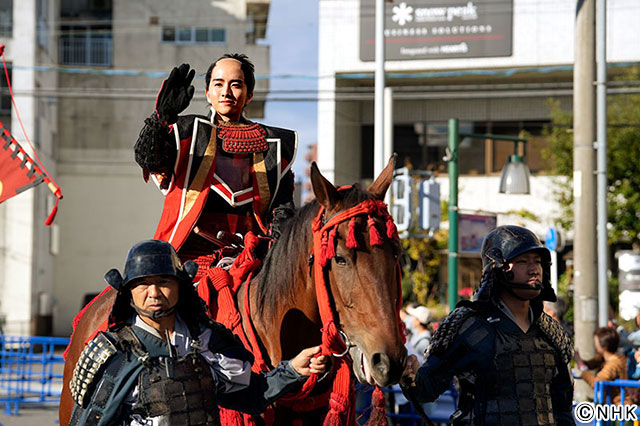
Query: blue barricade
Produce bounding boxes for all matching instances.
[356,384,457,425]
[0,335,69,415]
[591,379,640,426]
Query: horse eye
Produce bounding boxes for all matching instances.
[334,255,349,266]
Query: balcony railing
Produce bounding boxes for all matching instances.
[59,37,112,66]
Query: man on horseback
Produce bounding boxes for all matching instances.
[68,240,327,426]
[401,225,574,425]
[135,54,297,280]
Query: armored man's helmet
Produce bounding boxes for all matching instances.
[105,240,201,326]
[475,225,556,303]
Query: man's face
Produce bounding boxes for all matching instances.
[506,251,543,299]
[130,275,180,315]
[206,58,253,123]
[507,252,543,285]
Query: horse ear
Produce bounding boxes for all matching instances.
[310,162,340,209]
[367,155,396,200]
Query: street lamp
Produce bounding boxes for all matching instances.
[499,155,531,194]
[446,118,530,312]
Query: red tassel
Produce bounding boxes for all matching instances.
[320,233,329,267]
[386,216,399,240]
[324,391,349,426]
[368,216,383,246]
[346,217,358,249]
[326,227,337,260]
[364,387,389,426]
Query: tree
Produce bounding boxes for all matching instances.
[542,67,640,245]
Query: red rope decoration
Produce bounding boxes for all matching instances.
[346,217,358,249]
[311,195,403,426]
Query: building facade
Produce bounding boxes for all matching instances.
[0,0,272,336]
[318,0,640,294]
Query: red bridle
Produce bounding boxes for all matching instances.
[292,192,404,425]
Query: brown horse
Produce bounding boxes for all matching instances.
[59,159,407,424]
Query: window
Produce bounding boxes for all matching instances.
[0,66,11,114]
[59,30,112,66]
[37,0,48,49]
[162,26,226,44]
[0,0,12,37]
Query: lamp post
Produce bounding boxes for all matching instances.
[446,118,531,312]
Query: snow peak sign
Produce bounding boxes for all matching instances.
[360,0,512,61]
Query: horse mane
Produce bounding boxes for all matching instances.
[255,184,376,319]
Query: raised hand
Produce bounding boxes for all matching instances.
[155,63,196,124]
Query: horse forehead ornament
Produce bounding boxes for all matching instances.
[312,191,400,268]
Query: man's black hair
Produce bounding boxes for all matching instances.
[205,53,255,95]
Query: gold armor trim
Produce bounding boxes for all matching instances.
[181,126,218,221]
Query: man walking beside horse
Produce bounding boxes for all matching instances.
[401,225,575,425]
[68,240,327,425]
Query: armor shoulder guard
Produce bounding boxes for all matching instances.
[175,114,207,134]
[427,304,479,356]
[69,332,118,407]
[261,124,298,166]
[537,312,574,364]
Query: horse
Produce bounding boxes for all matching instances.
[59,158,407,425]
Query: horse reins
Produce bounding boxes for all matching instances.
[299,190,404,424]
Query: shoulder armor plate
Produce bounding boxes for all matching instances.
[537,312,574,364]
[70,332,117,407]
[427,305,477,356]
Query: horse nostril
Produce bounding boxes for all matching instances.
[371,352,390,377]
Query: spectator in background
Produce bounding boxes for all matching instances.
[543,297,574,339]
[574,327,627,404]
[400,302,420,342]
[407,305,433,362]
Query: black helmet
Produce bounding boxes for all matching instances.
[105,240,203,327]
[475,225,556,302]
[104,240,198,291]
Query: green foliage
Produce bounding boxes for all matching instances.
[503,209,541,222]
[541,67,640,245]
[401,229,448,305]
[557,271,573,323]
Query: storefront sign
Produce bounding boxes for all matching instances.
[360,0,513,61]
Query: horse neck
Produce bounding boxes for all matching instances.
[246,208,320,363]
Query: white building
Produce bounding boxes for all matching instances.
[317,0,640,291]
[0,0,272,336]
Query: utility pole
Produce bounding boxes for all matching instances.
[596,0,608,327]
[373,0,385,178]
[573,0,598,397]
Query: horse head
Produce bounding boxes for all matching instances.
[309,158,407,387]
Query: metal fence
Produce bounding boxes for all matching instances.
[356,385,457,425]
[0,335,69,415]
[59,37,112,67]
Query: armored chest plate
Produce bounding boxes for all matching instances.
[484,328,557,426]
[133,352,219,425]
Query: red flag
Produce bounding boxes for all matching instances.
[0,122,45,203]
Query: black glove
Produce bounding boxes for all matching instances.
[155,63,195,124]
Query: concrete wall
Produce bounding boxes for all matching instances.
[0,0,38,335]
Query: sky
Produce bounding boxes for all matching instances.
[262,0,319,186]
